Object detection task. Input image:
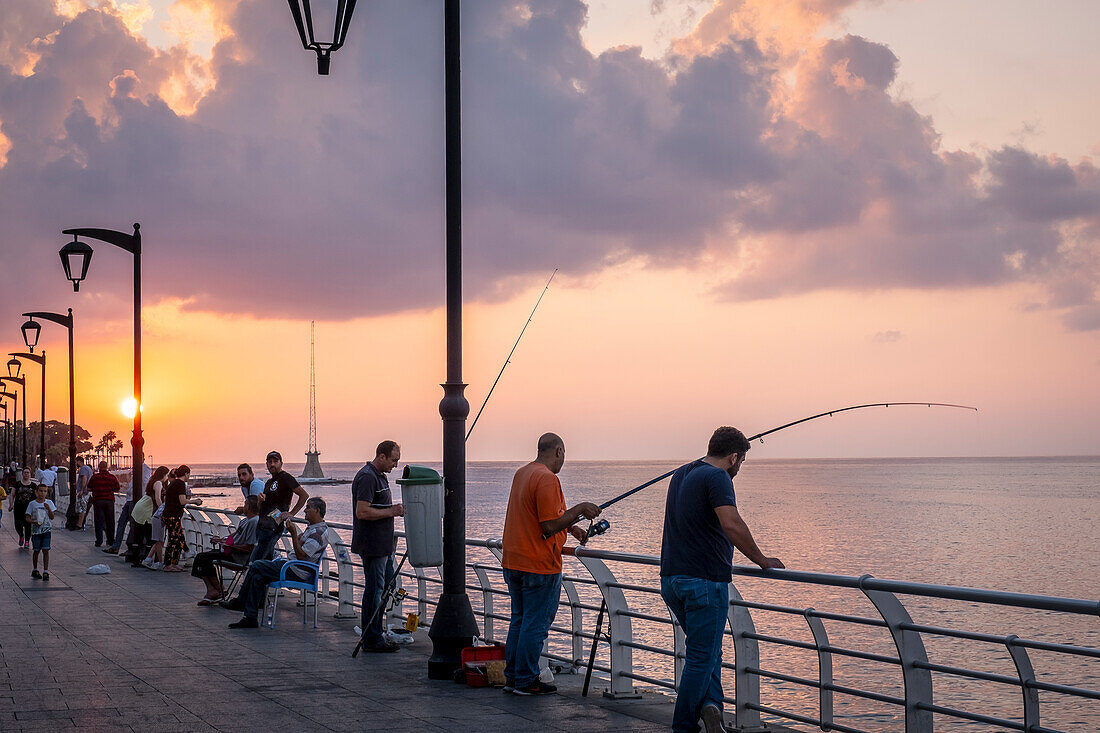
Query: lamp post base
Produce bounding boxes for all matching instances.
[426,592,480,679]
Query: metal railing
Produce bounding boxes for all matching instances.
[166,505,1100,732]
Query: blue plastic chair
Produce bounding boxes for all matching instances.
[264,560,320,629]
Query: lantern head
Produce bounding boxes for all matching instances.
[21,319,41,352]
[59,237,94,292]
[287,0,357,75]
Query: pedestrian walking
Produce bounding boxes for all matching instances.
[10,467,39,548]
[660,427,784,733]
[26,484,56,580]
[75,456,93,530]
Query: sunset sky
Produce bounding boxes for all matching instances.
[0,0,1097,463]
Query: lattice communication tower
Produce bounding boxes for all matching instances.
[301,321,325,478]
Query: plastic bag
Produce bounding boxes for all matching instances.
[86,564,111,574]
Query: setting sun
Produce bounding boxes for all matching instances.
[121,397,139,419]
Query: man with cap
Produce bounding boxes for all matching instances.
[252,451,309,562]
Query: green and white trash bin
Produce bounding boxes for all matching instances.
[396,465,444,567]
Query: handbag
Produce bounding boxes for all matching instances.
[131,495,155,524]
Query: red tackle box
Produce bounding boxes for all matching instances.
[461,644,506,688]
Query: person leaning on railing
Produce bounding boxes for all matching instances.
[501,432,601,696]
[660,426,784,733]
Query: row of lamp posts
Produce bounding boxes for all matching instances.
[1,224,141,530]
[6,0,476,679]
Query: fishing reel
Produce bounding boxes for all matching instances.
[586,519,610,538]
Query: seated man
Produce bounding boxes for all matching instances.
[228,497,329,629]
[193,496,260,605]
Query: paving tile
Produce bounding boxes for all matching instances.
[0,521,700,733]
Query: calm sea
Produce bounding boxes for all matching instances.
[184,457,1099,731]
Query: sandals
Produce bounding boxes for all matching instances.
[162,565,184,572]
[197,598,219,606]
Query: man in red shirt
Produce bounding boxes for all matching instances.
[87,462,120,548]
[501,433,600,696]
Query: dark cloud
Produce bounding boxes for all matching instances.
[0,0,1097,330]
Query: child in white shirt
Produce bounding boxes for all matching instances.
[26,484,56,580]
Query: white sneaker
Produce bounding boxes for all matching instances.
[141,558,155,569]
[152,562,164,570]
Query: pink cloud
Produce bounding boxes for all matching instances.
[0,0,1096,330]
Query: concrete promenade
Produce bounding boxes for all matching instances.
[0,518,679,733]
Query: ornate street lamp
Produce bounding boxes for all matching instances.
[58,223,144,500]
[21,319,42,352]
[288,0,478,677]
[23,310,79,526]
[0,376,27,467]
[9,352,46,469]
[287,0,357,75]
[59,237,94,291]
[7,358,21,379]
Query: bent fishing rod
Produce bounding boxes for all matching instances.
[598,401,977,512]
[466,268,557,441]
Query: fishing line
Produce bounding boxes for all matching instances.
[466,269,557,442]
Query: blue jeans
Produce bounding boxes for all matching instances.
[242,558,288,620]
[503,569,562,688]
[250,522,283,563]
[109,500,133,552]
[359,553,395,646]
[661,575,729,733]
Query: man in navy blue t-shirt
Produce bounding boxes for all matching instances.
[660,427,784,733]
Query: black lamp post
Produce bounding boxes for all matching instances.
[0,394,15,464]
[59,224,143,500]
[0,375,26,467]
[0,403,8,465]
[9,352,45,470]
[23,311,78,527]
[287,0,478,677]
[287,0,357,75]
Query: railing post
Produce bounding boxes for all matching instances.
[561,573,584,667]
[472,565,496,642]
[1005,635,1040,731]
[727,581,766,731]
[413,566,429,622]
[670,612,685,688]
[332,538,357,618]
[575,554,640,699]
[860,575,934,733]
[803,608,833,731]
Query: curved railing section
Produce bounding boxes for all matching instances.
[167,505,1098,733]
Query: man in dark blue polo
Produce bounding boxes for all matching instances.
[660,427,784,733]
[352,440,404,652]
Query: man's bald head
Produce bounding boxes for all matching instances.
[537,432,564,455]
[536,432,566,474]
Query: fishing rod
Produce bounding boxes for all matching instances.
[598,402,977,512]
[466,268,558,441]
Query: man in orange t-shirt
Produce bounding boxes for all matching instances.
[501,432,600,695]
